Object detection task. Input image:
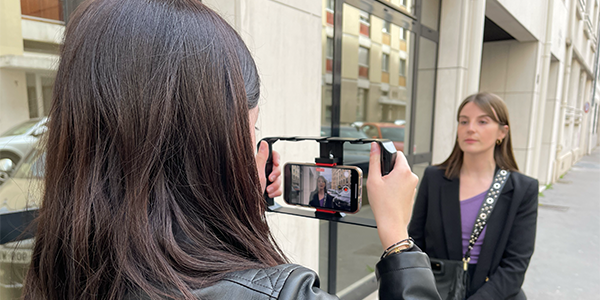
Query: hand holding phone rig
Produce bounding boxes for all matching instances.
[259,136,397,227]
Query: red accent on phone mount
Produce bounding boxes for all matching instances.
[315,163,337,167]
[315,208,338,214]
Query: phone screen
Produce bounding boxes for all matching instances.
[284,163,362,213]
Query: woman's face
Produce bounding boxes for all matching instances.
[318,177,326,190]
[249,106,259,146]
[457,102,507,156]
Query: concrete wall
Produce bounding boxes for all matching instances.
[0,0,23,56]
[488,0,547,41]
[432,0,486,164]
[0,69,29,133]
[203,0,322,273]
[479,40,543,176]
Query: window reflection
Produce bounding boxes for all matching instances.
[381,0,414,14]
[319,4,413,156]
[21,0,64,22]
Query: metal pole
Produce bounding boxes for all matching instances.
[331,0,344,137]
[327,221,338,294]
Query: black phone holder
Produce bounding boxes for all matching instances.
[258,136,397,228]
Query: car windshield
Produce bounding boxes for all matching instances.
[13,150,46,179]
[0,119,39,137]
[380,127,405,142]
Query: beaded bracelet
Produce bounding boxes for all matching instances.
[381,238,414,259]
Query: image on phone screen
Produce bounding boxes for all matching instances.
[284,163,362,213]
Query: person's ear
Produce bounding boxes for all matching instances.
[499,125,509,140]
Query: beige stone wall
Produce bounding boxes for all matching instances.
[480,40,543,176]
[0,69,29,133]
[0,0,23,56]
[203,0,322,272]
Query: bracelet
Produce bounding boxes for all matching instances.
[381,238,414,259]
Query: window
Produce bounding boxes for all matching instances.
[383,21,391,34]
[359,11,370,37]
[358,47,370,78]
[326,0,335,25]
[356,88,368,121]
[326,38,334,73]
[26,73,55,118]
[382,54,389,72]
[382,21,392,45]
[399,59,407,76]
[326,0,335,10]
[21,0,64,21]
[399,58,407,87]
[399,27,407,40]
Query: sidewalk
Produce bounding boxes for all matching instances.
[522,148,600,299]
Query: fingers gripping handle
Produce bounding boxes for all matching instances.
[378,140,397,176]
[258,139,275,206]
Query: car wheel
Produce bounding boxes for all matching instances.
[0,152,20,186]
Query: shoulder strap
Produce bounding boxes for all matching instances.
[464,169,511,261]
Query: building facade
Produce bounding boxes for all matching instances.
[0,0,61,134]
[1,0,599,297]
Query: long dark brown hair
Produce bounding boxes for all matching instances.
[438,92,519,179]
[23,0,286,299]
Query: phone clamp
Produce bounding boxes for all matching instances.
[258,136,397,227]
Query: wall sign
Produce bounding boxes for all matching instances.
[584,102,590,113]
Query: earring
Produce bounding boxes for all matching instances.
[496,139,502,145]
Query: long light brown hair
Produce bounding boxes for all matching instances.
[438,92,519,179]
[23,0,286,299]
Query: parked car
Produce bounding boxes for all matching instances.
[0,147,44,299]
[0,118,47,185]
[359,122,405,152]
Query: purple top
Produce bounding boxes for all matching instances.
[461,190,488,264]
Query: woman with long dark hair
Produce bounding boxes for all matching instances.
[409,92,538,299]
[23,0,440,299]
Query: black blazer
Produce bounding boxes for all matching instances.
[309,192,334,209]
[408,166,538,300]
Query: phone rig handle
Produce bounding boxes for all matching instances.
[257,136,397,209]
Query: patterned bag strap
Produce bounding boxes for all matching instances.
[463,169,511,267]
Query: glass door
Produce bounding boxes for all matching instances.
[319,0,439,294]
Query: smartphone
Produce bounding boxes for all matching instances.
[283,163,363,214]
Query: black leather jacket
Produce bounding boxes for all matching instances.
[157,248,441,299]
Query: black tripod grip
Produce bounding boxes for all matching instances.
[378,140,397,176]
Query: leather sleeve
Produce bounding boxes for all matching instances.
[408,166,432,250]
[278,266,339,300]
[376,248,442,300]
[278,249,440,300]
[467,179,539,300]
